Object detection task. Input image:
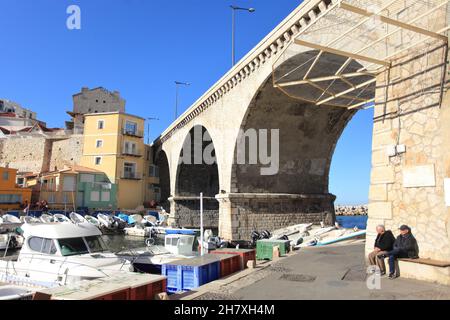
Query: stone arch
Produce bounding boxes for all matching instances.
[170,125,220,229]
[223,50,374,239]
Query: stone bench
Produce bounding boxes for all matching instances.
[383,257,450,285]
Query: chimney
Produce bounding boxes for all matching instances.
[81,87,89,93]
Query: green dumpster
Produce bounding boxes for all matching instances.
[256,239,291,260]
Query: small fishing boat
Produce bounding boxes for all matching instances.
[22,216,41,224]
[0,214,21,225]
[84,215,100,228]
[69,212,87,224]
[0,233,24,250]
[118,233,198,274]
[40,214,54,224]
[97,213,114,229]
[53,214,71,223]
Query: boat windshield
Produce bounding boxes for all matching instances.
[58,238,89,256]
[85,236,108,253]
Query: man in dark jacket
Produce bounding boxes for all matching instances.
[381,225,419,279]
[368,225,395,275]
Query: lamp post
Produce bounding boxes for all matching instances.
[230,5,255,67]
[175,81,191,120]
[146,117,159,145]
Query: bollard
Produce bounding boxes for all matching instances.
[272,246,280,261]
[246,260,256,269]
[154,292,170,300]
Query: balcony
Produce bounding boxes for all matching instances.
[120,171,142,180]
[122,128,144,138]
[122,148,143,157]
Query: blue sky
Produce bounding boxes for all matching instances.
[0,0,373,204]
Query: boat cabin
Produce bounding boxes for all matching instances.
[18,222,108,259]
[164,234,196,256]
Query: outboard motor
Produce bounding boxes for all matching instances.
[260,230,271,239]
[250,231,260,247]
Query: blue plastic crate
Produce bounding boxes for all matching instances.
[161,255,221,293]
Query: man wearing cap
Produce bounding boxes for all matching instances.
[379,225,419,279]
[368,225,395,275]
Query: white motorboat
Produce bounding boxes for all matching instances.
[53,214,71,223]
[22,216,41,224]
[97,213,115,229]
[0,221,133,286]
[40,214,54,223]
[84,215,100,228]
[118,233,198,273]
[69,212,87,224]
[0,233,24,250]
[0,214,21,225]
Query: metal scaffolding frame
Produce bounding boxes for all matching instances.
[273,0,450,109]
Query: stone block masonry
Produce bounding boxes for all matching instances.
[0,136,52,173]
[49,135,83,171]
[0,134,83,174]
[366,40,450,262]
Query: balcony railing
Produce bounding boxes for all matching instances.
[122,148,143,157]
[120,171,142,180]
[122,128,144,138]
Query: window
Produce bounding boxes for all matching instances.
[96,140,103,148]
[149,165,159,177]
[80,174,95,183]
[125,121,137,135]
[101,191,110,202]
[123,162,136,178]
[85,236,107,253]
[2,171,9,181]
[62,176,76,192]
[97,120,104,130]
[58,238,89,256]
[95,157,102,165]
[90,191,100,202]
[41,239,57,255]
[0,194,22,204]
[124,141,137,155]
[48,193,56,203]
[28,237,44,252]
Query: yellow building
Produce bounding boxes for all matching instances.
[0,167,32,210]
[144,144,161,205]
[80,112,147,209]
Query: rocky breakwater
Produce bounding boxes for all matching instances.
[335,205,368,216]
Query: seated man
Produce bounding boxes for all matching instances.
[380,225,419,279]
[368,225,395,275]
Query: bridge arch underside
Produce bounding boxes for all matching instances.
[220,51,374,240]
[155,150,170,211]
[170,126,220,229]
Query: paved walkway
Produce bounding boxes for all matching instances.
[180,241,450,300]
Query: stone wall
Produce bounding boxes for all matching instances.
[0,134,83,174]
[49,135,83,171]
[366,41,450,261]
[218,193,335,240]
[0,135,52,173]
[169,197,219,229]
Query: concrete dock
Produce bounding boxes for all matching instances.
[175,241,450,300]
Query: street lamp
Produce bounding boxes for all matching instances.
[230,5,255,67]
[175,81,191,120]
[146,117,159,145]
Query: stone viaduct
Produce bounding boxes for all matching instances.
[154,0,450,266]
